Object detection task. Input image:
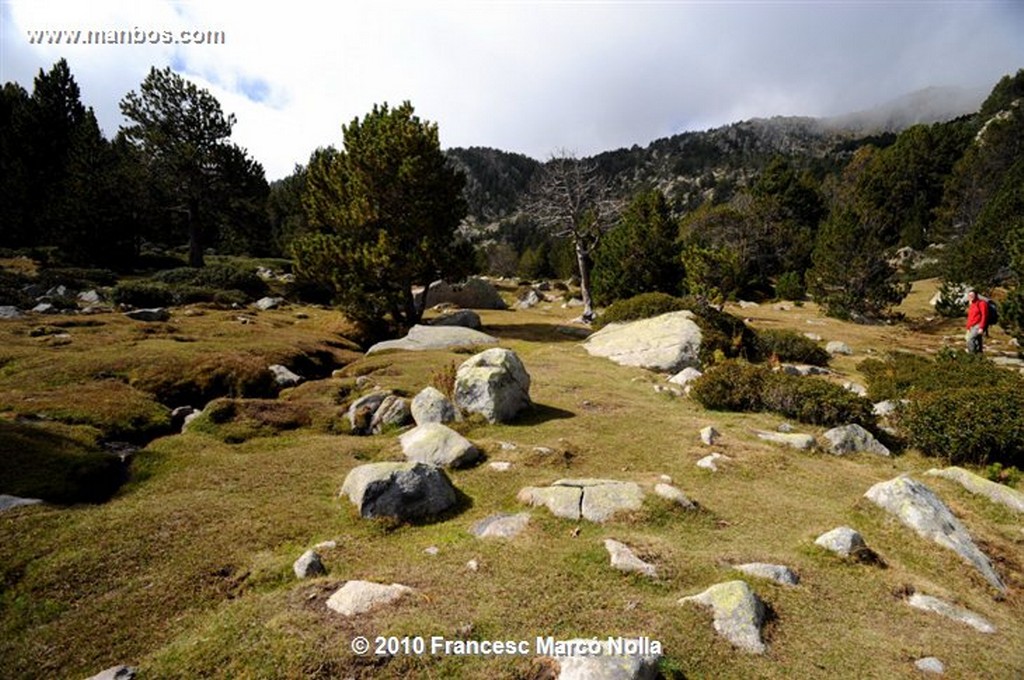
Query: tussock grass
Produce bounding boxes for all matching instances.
[1,280,1022,678]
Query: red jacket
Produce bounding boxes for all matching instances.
[966,298,989,330]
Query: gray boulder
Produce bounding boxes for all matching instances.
[826,341,853,355]
[0,305,24,319]
[926,466,1024,513]
[0,494,42,513]
[815,526,867,557]
[124,307,170,322]
[516,289,542,309]
[370,395,412,434]
[469,512,531,539]
[422,277,508,310]
[864,476,1006,593]
[915,657,945,674]
[653,483,696,510]
[700,426,719,446]
[78,289,102,305]
[454,348,531,423]
[428,309,482,329]
[366,325,498,355]
[293,549,327,579]
[550,638,661,680]
[347,391,390,434]
[679,580,767,654]
[326,580,414,617]
[668,366,702,387]
[755,430,816,450]
[906,593,995,633]
[822,424,890,456]
[583,311,703,373]
[696,452,730,472]
[410,386,457,425]
[254,296,284,311]
[604,539,657,578]
[269,364,303,388]
[340,462,458,521]
[518,479,644,523]
[733,563,799,586]
[399,423,480,468]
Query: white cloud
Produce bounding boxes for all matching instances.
[3,1,1022,180]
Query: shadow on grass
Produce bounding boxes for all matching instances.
[486,323,591,344]
[513,402,576,427]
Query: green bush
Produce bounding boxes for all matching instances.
[37,267,118,289]
[151,264,268,299]
[933,281,968,319]
[111,280,175,308]
[594,292,691,327]
[757,329,829,366]
[860,350,1022,402]
[691,361,875,427]
[774,271,805,301]
[897,386,1024,467]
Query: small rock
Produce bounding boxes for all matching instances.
[399,422,480,469]
[488,461,512,472]
[32,302,56,314]
[915,657,945,674]
[354,375,374,390]
[668,366,703,387]
[738,300,759,309]
[654,483,696,510]
[410,386,457,425]
[826,341,853,355]
[269,364,303,387]
[470,513,530,539]
[815,526,867,557]
[466,559,479,572]
[0,494,43,513]
[604,539,657,578]
[697,452,729,472]
[777,422,794,433]
[314,540,338,550]
[84,666,137,680]
[823,424,890,456]
[370,395,412,433]
[548,637,661,680]
[700,426,720,446]
[842,381,868,397]
[803,332,822,342]
[347,391,390,434]
[873,400,899,418]
[170,406,197,431]
[254,296,284,311]
[756,430,816,450]
[906,593,995,633]
[733,563,799,586]
[326,580,414,617]
[424,546,440,556]
[78,289,102,304]
[293,550,327,579]
[0,305,24,319]
[428,309,482,329]
[124,307,170,322]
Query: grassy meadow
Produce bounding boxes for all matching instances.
[1,278,1022,679]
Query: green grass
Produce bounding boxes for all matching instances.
[0,279,1022,678]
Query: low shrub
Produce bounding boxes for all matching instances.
[37,267,118,289]
[775,271,805,301]
[151,264,268,300]
[691,360,875,427]
[896,386,1024,467]
[860,350,1022,402]
[985,462,1022,488]
[112,280,175,308]
[429,361,458,400]
[757,329,829,366]
[594,292,690,328]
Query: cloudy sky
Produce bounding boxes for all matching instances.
[2,1,1022,180]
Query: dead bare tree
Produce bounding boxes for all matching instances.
[525,150,621,322]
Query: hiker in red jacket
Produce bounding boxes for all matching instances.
[965,289,988,353]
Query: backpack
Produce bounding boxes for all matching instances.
[981,296,999,334]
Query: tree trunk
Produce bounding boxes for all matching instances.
[575,241,595,323]
[403,284,421,330]
[187,197,204,268]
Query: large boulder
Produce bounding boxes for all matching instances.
[864,476,1006,593]
[421,277,508,310]
[340,462,458,521]
[583,311,702,373]
[518,479,644,523]
[366,325,498,355]
[410,386,457,425]
[399,423,480,468]
[454,348,531,423]
[822,424,890,456]
[679,581,767,654]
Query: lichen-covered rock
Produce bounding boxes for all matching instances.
[822,424,890,456]
[865,475,1006,593]
[340,462,457,521]
[583,311,702,373]
[454,348,531,423]
[679,580,767,654]
[906,593,995,633]
[926,466,1024,513]
[516,485,582,520]
[410,386,457,425]
[733,563,799,586]
[370,395,412,433]
[399,422,480,468]
[518,479,644,523]
[326,580,414,617]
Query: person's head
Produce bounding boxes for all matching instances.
[967,289,978,302]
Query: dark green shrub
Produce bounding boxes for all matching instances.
[860,350,1022,402]
[594,292,690,327]
[112,280,175,308]
[985,463,1022,488]
[775,271,805,301]
[897,386,1024,467]
[934,280,968,319]
[691,361,875,427]
[37,267,118,289]
[152,264,268,299]
[757,329,829,366]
